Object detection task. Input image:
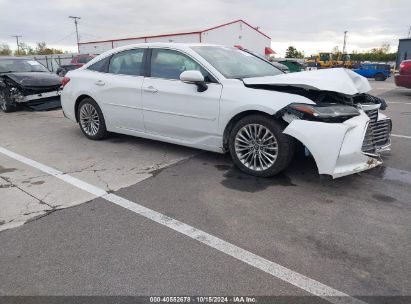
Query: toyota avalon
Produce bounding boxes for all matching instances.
[61,43,391,178]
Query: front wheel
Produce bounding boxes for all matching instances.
[228,115,295,177]
[1,100,16,113]
[77,98,108,140]
[0,92,16,113]
[374,73,386,81]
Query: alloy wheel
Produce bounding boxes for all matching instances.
[79,103,100,136]
[234,123,278,171]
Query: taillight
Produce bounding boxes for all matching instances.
[61,76,70,88]
[400,61,411,75]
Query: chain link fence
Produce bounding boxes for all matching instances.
[26,53,78,72]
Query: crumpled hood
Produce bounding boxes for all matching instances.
[4,72,61,87]
[243,68,371,96]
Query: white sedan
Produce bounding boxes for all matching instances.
[61,43,391,178]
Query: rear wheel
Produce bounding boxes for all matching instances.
[77,98,107,140]
[374,73,386,81]
[228,115,295,177]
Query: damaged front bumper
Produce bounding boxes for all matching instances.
[14,90,61,104]
[283,110,391,179]
[2,89,61,111]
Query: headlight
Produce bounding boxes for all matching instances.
[288,103,360,122]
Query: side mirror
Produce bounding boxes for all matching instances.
[180,70,208,92]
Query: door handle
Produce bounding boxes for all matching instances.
[143,86,158,93]
[95,80,105,86]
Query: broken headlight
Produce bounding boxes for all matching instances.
[288,103,360,122]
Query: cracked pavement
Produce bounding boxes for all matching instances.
[0,110,196,231]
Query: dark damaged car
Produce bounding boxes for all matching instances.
[0,57,61,112]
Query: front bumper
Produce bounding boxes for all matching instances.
[283,110,391,179]
[17,90,61,103]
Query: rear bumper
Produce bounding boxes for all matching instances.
[283,110,390,179]
[395,74,411,88]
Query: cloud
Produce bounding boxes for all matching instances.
[1,0,410,55]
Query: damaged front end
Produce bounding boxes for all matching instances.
[281,93,391,178]
[0,73,61,112]
[244,70,392,178]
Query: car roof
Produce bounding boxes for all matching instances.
[101,42,223,54]
[87,42,227,64]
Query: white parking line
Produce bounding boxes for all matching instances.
[392,134,411,139]
[0,146,366,304]
[387,102,411,105]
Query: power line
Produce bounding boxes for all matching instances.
[49,31,76,45]
[11,35,22,54]
[69,16,81,53]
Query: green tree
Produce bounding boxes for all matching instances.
[351,42,396,62]
[14,42,35,56]
[332,46,340,53]
[285,46,304,59]
[0,43,12,55]
[34,42,63,55]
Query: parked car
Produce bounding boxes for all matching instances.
[56,54,96,77]
[394,59,411,88]
[353,63,391,81]
[306,61,320,71]
[61,43,391,178]
[0,57,61,112]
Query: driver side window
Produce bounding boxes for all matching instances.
[150,49,215,82]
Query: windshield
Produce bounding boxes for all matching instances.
[0,59,49,73]
[191,46,283,79]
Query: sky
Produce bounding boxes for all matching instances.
[0,0,410,57]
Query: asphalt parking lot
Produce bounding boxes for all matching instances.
[0,79,410,303]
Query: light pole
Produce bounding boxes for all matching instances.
[69,16,81,53]
[11,35,22,55]
[342,31,348,54]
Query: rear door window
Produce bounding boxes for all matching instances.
[108,49,145,76]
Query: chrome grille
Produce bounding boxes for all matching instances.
[362,109,391,153]
[362,127,376,153]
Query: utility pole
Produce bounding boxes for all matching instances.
[11,35,22,55]
[408,26,411,38]
[342,30,348,54]
[69,16,81,53]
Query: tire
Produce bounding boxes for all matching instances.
[228,115,295,177]
[1,101,16,113]
[0,93,16,113]
[374,73,386,81]
[77,98,107,140]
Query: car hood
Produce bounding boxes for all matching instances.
[4,72,61,87]
[243,68,371,95]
